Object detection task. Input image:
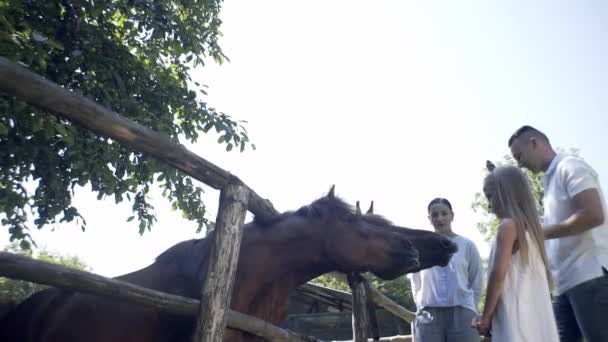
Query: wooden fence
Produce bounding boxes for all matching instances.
[0,57,416,341]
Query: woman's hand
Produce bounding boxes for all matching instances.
[471,316,492,337]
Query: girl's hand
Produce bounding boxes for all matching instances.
[471,316,492,337]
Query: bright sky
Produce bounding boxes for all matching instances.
[2,1,608,277]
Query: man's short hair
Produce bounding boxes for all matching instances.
[508,125,550,147]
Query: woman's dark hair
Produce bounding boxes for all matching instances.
[427,198,453,213]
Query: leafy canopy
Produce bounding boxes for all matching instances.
[0,0,253,246]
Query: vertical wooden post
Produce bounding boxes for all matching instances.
[348,273,370,342]
[410,321,416,342]
[194,181,249,342]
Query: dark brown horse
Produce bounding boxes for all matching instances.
[0,301,16,323]
[0,187,457,341]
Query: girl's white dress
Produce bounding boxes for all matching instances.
[488,232,560,342]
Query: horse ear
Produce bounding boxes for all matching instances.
[486,160,496,172]
[355,201,362,215]
[327,185,335,198]
[366,201,374,215]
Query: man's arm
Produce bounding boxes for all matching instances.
[545,188,604,239]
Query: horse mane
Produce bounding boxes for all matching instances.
[362,213,393,227]
[253,195,394,228]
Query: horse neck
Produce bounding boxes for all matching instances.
[117,238,211,299]
[231,217,336,324]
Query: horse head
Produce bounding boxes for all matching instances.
[294,186,420,280]
[356,200,457,273]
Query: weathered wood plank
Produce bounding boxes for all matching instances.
[0,57,278,222]
[348,274,370,342]
[195,182,249,342]
[368,289,415,324]
[0,252,322,342]
[331,272,416,323]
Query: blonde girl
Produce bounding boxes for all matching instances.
[473,165,558,341]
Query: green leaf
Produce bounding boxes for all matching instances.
[31,117,43,132]
[46,38,64,51]
[63,130,75,146]
[19,240,30,250]
[203,121,214,132]
[138,220,146,235]
[126,216,135,222]
[55,123,67,135]
[0,122,8,135]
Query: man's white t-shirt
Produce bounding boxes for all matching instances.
[543,154,608,295]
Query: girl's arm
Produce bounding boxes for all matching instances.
[467,241,485,309]
[479,219,517,327]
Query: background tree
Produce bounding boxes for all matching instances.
[0,242,88,304]
[0,0,252,246]
[312,273,417,312]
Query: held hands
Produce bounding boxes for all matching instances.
[471,316,492,337]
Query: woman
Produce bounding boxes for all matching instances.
[472,166,558,341]
[408,198,484,342]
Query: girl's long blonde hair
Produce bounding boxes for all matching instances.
[485,166,553,288]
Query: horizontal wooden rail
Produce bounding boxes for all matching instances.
[0,57,279,222]
[0,252,322,342]
[330,273,416,323]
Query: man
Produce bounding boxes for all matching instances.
[508,125,608,342]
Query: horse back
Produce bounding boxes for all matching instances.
[0,287,194,342]
[0,288,65,341]
[0,300,17,321]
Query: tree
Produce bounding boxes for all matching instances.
[0,242,88,303]
[0,1,253,246]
